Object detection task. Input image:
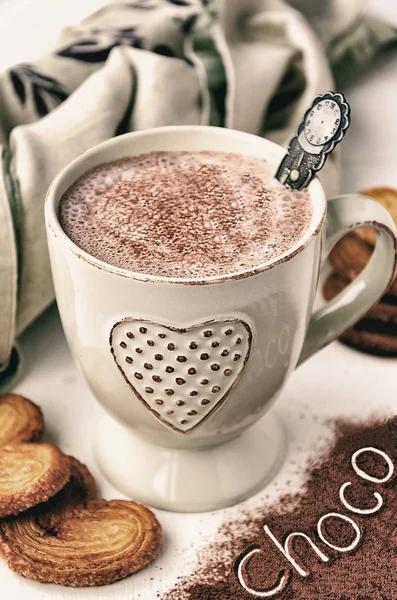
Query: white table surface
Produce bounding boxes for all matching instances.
[1,1,397,598]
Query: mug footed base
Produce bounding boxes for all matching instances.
[94,411,286,512]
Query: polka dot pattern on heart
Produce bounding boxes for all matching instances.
[110,319,252,433]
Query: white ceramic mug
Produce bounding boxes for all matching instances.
[45,126,397,512]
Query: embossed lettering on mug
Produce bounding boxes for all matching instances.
[110,318,252,433]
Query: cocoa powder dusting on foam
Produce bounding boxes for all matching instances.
[58,151,311,279]
[161,418,397,600]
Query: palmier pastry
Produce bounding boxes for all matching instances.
[329,232,373,282]
[0,394,44,445]
[0,444,70,517]
[0,458,162,586]
[323,272,397,356]
[355,187,397,246]
[329,187,397,294]
[36,456,96,530]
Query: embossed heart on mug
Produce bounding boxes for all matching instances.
[110,319,252,433]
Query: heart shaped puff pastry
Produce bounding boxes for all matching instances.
[0,457,161,586]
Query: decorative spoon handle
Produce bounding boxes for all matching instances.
[275,91,351,190]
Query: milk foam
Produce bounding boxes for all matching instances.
[58,151,312,278]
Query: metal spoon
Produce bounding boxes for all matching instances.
[275,91,351,190]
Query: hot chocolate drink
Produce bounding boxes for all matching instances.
[58,151,312,279]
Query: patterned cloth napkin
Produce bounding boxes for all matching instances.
[0,0,396,390]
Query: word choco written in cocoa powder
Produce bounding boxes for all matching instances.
[236,446,393,597]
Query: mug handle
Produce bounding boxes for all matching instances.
[298,193,397,364]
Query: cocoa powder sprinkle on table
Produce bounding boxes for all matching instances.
[161,417,397,600]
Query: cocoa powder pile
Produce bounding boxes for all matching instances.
[162,418,397,600]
